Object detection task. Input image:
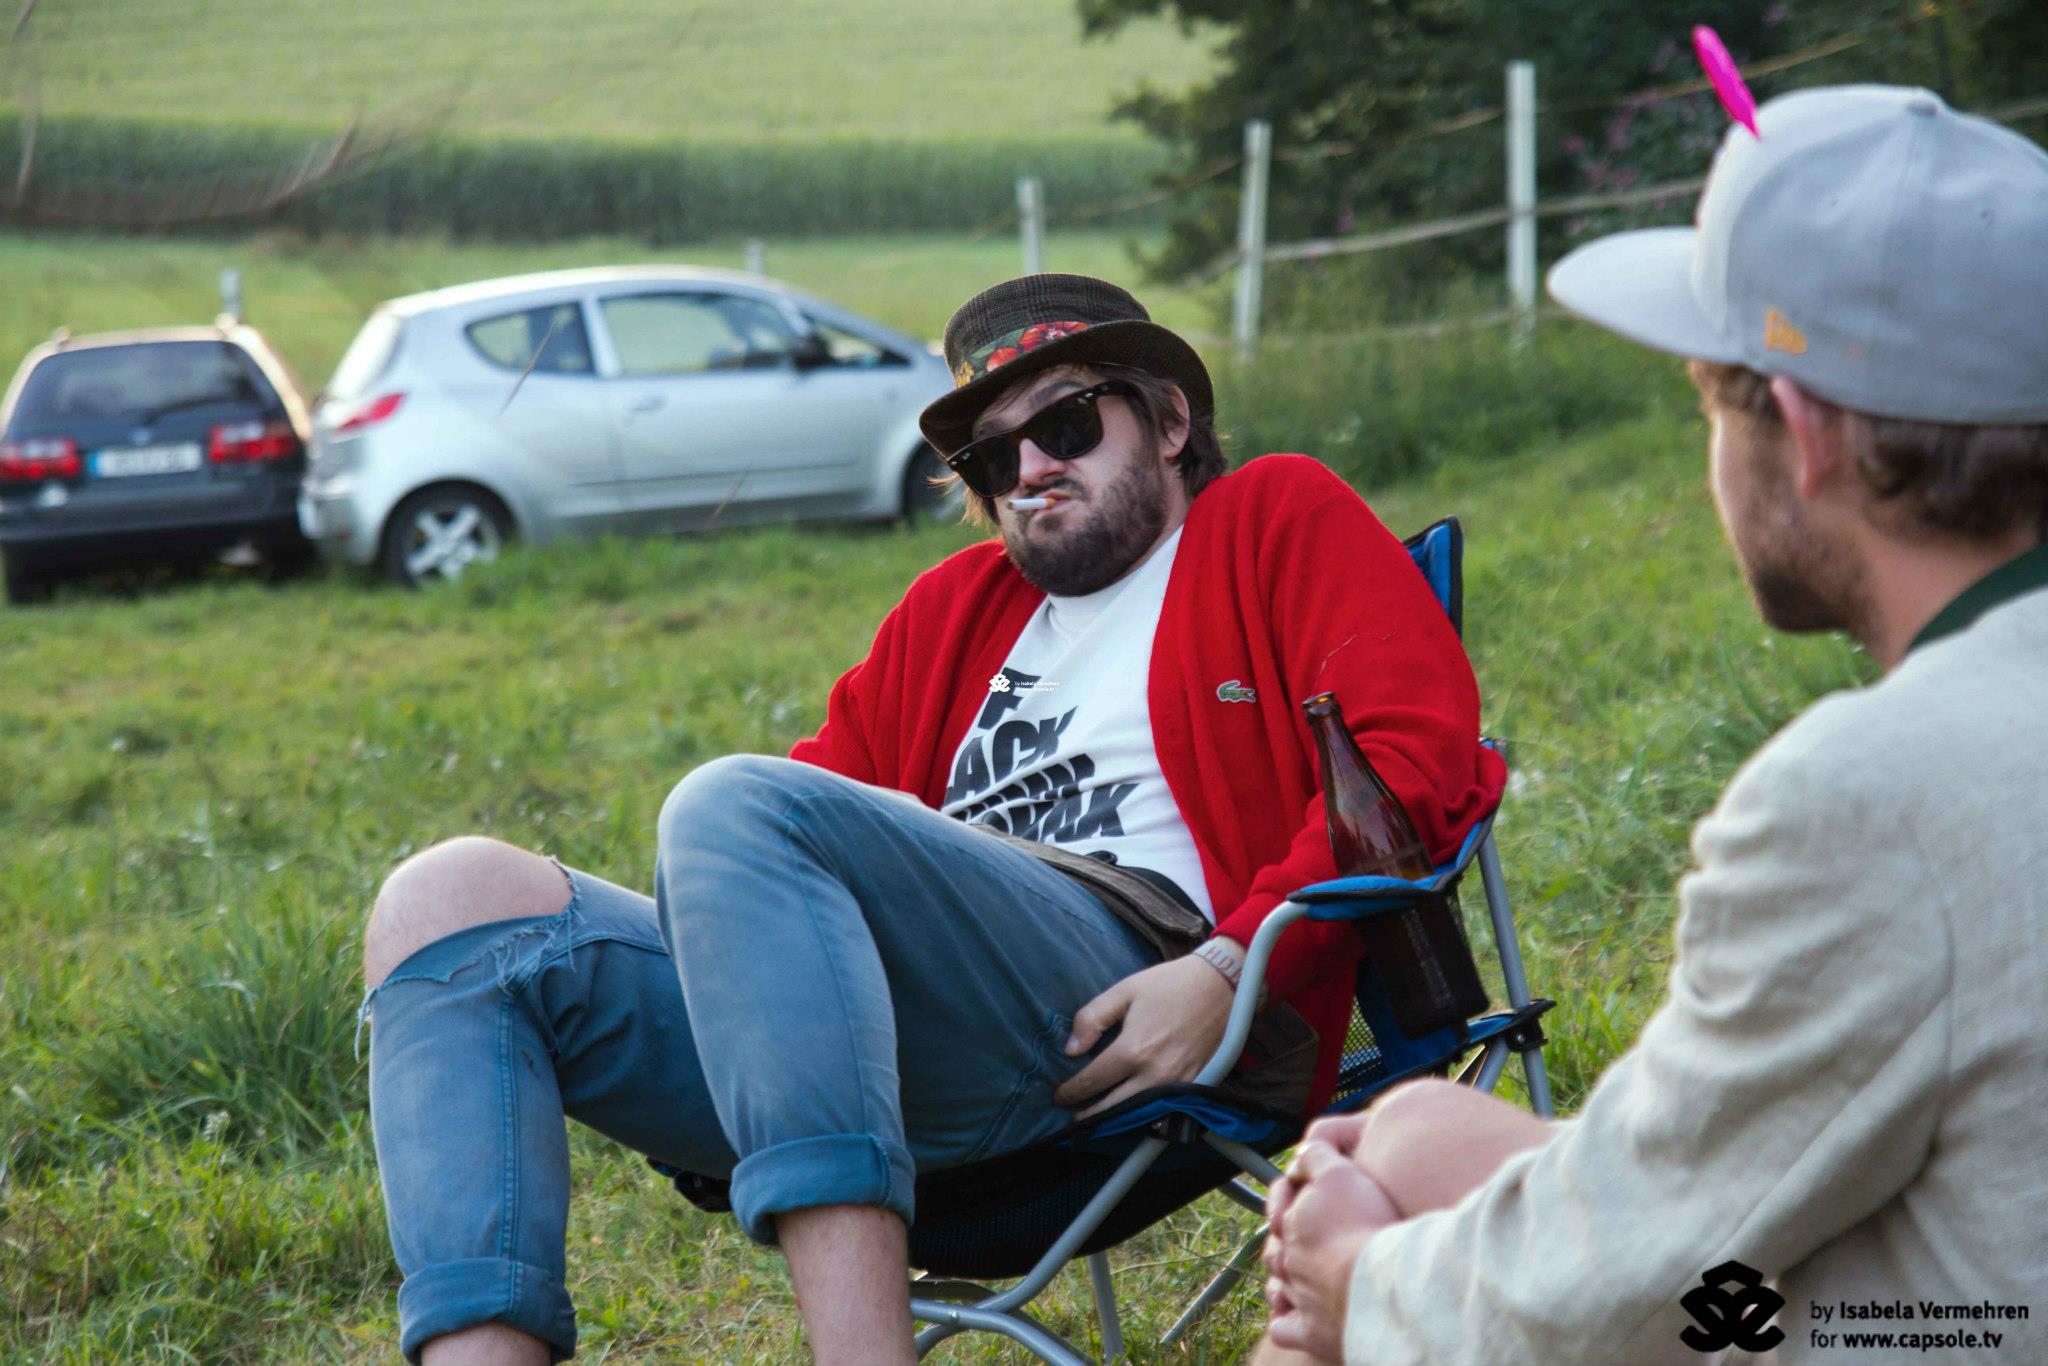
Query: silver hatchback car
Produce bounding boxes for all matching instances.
[298,267,958,585]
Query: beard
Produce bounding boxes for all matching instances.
[1728,463,1865,636]
[1745,552,1856,633]
[1002,448,1172,597]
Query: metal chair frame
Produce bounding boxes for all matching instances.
[906,517,1556,1363]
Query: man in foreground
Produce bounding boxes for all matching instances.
[358,273,1504,1363]
[1259,86,2048,1365]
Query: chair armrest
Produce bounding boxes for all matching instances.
[1194,808,1499,1081]
[1193,899,1308,1087]
[1290,812,1494,918]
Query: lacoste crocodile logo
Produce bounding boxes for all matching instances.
[1215,679,1257,704]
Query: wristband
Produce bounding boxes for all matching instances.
[1193,938,1265,1006]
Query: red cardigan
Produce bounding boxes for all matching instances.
[789,454,1506,1110]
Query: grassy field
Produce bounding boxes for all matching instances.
[0,338,1872,1358]
[0,4,1877,1358]
[0,228,1224,393]
[1,4,1215,242]
[0,226,1664,497]
[5,0,1218,144]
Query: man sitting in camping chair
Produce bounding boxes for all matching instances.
[358,273,1505,1365]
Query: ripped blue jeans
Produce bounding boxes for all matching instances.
[362,755,1160,1363]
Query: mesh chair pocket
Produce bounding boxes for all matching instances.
[1356,889,1489,1037]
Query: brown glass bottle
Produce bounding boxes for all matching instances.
[1303,690,1469,1031]
[1303,691,1432,880]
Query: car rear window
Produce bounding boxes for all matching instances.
[326,311,405,401]
[466,303,594,375]
[9,341,277,432]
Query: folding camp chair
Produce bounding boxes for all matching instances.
[659,516,1555,1364]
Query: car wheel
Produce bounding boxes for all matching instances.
[379,486,511,588]
[899,444,963,525]
[2,549,51,606]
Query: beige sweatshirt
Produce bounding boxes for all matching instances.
[1343,587,2048,1366]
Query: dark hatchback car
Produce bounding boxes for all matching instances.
[0,322,313,604]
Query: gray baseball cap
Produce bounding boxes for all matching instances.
[1548,84,2048,424]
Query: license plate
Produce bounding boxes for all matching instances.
[92,442,203,478]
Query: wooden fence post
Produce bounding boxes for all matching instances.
[1506,61,1538,346]
[1017,175,1044,275]
[1231,118,1271,363]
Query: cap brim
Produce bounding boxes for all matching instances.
[920,320,1213,457]
[1546,226,1740,363]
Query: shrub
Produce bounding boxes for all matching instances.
[1216,310,1690,489]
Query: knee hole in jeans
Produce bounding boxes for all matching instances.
[365,838,574,992]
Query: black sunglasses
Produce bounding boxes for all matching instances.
[945,380,1135,499]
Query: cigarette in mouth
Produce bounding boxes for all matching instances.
[1008,496,1055,510]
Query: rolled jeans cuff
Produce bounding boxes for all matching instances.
[729,1133,916,1245]
[397,1256,577,1364]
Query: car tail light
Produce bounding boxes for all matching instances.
[208,419,301,463]
[334,391,405,435]
[0,436,81,481]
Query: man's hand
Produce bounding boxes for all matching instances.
[1050,947,1239,1117]
[1263,1140,1400,1362]
[1264,1112,1370,1236]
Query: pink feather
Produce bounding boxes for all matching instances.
[1693,25,1760,138]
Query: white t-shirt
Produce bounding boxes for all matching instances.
[939,527,1214,920]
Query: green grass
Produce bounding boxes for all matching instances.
[0,352,1873,1358]
[7,0,1217,144]
[0,227,1226,392]
[1,5,1219,242]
